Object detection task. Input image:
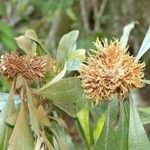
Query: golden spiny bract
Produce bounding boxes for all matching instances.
[0,52,46,80]
[79,38,145,103]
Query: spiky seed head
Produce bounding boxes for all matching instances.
[0,52,46,80]
[79,38,145,103]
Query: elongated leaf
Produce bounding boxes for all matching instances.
[53,101,77,118]
[38,63,67,92]
[51,128,67,150]
[9,104,34,150]
[56,30,79,67]
[77,98,91,145]
[52,122,76,150]
[0,81,16,150]
[93,113,105,143]
[129,94,150,150]
[94,99,118,150]
[120,22,135,48]
[25,81,39,135]
[115,100,129,150]
[136,26,150,60]
[36,77,83,103]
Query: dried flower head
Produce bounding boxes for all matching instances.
[21,55,46,80]
[0,52,46,80]
[0,52,23,78]
[79,38,145,103]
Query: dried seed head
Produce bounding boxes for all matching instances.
[21,55,46,80]
[79,38,145,103]
[0,52,46,80]
[0,52,23,78]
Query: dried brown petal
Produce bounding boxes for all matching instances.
[79,38,145,103]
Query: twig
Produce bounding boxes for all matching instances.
[80,0,90,31]
[92,0,108,31]
[46,9,62,57]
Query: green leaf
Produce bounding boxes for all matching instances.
[9,104,34,150]
[36,77,83,117]
[136,26,150,60]
[52,122,76,150]
[115,100,130,150]
[120,21,135,48]
[129,94,150,150]
[25,81,39,135]
[5,112,18,126]
[36,77,83,103]
[68,49,86,62]
[53,101,77,118]
[56,30,79,68]
[15,35,37,56]
[51,127,67,150]
[24,29,46,52]
[67,59,82,71]
[0,82,16,150]
[138,105,150,124]
[38,63,67,92]
[94,99,118,150]
[77,98,91,145]
[93,113,105,143]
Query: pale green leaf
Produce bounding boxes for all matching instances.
[77,98,91,145]
[94,99,118,150]
[136,26,150,60]
[9,104,34,150]
[93,113,105,143]
[120,21,135,48]
[0,81,17,150]
[15,35,36,56]
[129,94,150,150]
[56,30,79,67]
[68,49,86,61]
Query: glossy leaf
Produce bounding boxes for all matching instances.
[9,104,34,150]
[129,94,150,150]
